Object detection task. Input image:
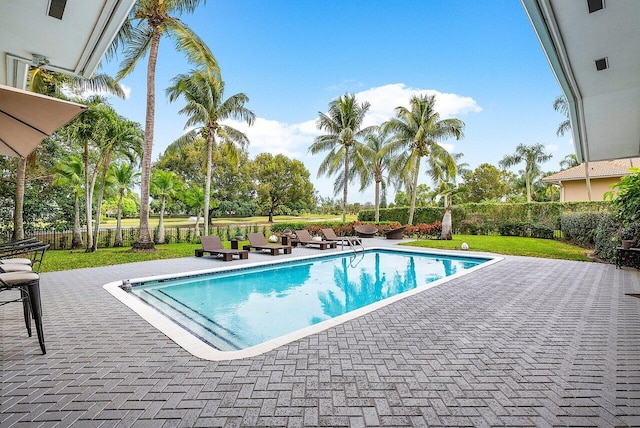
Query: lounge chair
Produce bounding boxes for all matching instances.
[196,236,248,261]
[294,230,337,250]
[354,224,378,238]
[321,228,362,247]
[383,226,406,240]
[244,233,292,255]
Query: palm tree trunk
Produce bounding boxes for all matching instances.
[408,159,420,225]
[203,129,215,237]
[83,142,93,250]
[194,210,201,239]
[157,197,166,244]
[525,173,532,202]
[72,194,83,249]
[374,179,380,222]
[133,29,160,250]
[12,158,26,241]
[441,196,452,240]
[342,146,349,222]
[584,161,592,201]
[91,154,111,252]
[114,191,124,247]
[86,162,100,251]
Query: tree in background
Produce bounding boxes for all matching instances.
[462,163,510,203]
[54,155,85,249]
[111,162,140,247]
[110,0,219,250]
[167,71,255,236]
[182,185,205,239]
[559,154,579,170]
[499,143,552,202]
[393,184,434,207]
[310,94,374,222]
[427,151,468,239]
[252,153,315,222]
[384,94,465,225]
[357,127,397,222]
[150,170,183,244]
[554,95,591,200]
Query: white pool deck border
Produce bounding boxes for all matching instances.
[103,240,502,361]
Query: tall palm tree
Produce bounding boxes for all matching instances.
[110,0,219,250]
[91,108,143,252]
[166,71,254,235]
[54,156,85,249]
[150,170,182,244]
[559,153,579,170]
[310,94,374,222]
[111,162,140,247]
[499,143,552,202]
[384,94,465,225]
[356,127,397,222]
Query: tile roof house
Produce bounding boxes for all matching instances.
[542,157,639,202]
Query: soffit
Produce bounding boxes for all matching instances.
[0,0,135,88]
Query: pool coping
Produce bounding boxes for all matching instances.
[103,246,502,361]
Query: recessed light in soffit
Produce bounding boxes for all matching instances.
[587,0,605,14]
[595,57,608,71]
[48,0,68,20]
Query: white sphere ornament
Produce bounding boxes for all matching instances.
[461,242,469,250]
[269,235,278,243]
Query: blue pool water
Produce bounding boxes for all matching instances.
[131,249,488,351]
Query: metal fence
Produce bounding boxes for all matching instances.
[6,224,271,251]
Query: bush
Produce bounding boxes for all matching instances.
[593,212,621,262]
[497,222,554,239]
[560,212,609,247]
[405,222,442,239]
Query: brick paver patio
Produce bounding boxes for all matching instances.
[2,241,639,427]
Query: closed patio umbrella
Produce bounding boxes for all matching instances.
[0,84,87,158]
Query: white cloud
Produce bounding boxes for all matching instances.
[224,83,482,202]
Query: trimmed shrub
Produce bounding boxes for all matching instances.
[560,212,609,247]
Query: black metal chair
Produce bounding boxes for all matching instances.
[0,272,46,354]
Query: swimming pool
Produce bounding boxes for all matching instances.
[104,247,500,360]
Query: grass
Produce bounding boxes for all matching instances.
[402,234,592,261]
[38,234,592,273]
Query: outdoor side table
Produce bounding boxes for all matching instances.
[616,247,640,269]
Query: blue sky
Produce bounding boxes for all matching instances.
[101,0,572,203]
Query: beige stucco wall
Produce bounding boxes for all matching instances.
[560,177,621,201]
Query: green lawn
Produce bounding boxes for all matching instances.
[402,234,591,261]
[39,234,592,273]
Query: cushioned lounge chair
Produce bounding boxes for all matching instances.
[354,224,378,238]
[321,228,362,247]
[383,226,406,240]
[196,236,249,261]
[294,230,337,250]
[244,233,292,255]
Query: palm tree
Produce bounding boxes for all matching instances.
[310,94,374,222]
[427,151,468,239]
[554,95,591,200]
[166,71,255,235]
[384,94,465,225]
[91,108,143,252]
[499,143,552,202]
[54,156,85,249]
[110,0,219,250]
[559,153,579,170]
[150,170,182,244]
[553,96,571,138]
[356,127,396,222]
[111,162,140,247]
[183,185,205,239]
